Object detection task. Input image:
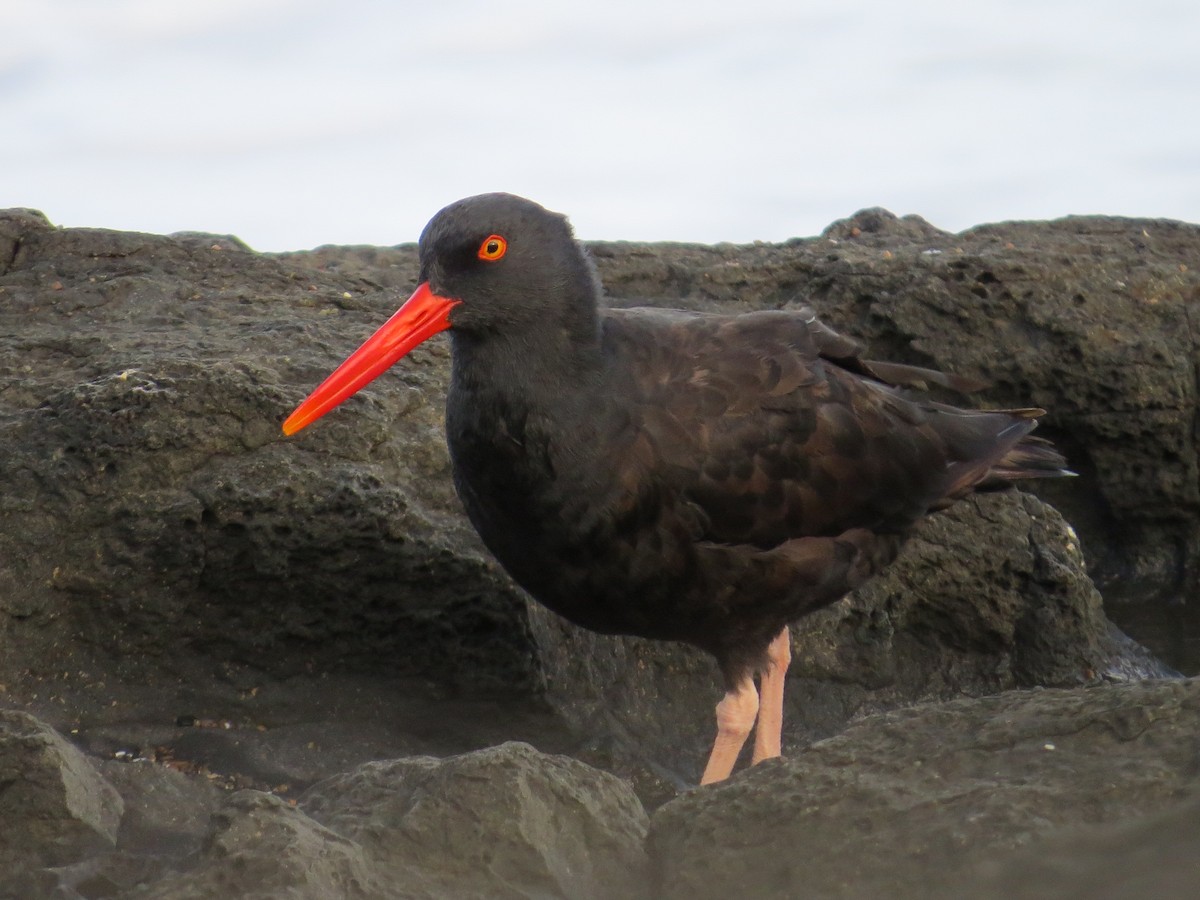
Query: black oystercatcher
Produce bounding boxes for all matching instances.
[283,193,1069,784]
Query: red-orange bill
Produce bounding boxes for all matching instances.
[282,282,460,436]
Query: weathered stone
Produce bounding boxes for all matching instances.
[0,215,535,697]
[97,756,225,855]
[0,710,123,869]
[119,743,649,899]
[3,208,1196,707]
[132,790,375,900]
[939,792,1200,900]
[648,678,1200,899]
[301,742,650,899]
[1,207,1197,895]
[280,213,1200,674]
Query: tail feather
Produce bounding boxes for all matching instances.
[829,335,1072,493]
[980,434,1074,488]
[929,405,1071,504]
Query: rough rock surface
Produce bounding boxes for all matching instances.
[299,742,648,899]
[649,678,1200,900]
[99,742,645,900]
[6,682,1199,898]
[0,710,123,898]
[131,789,377,899]
[0,207,1197,895]
[527,490,1155,797]
[0,710,123,859]
[947,791,1200,900]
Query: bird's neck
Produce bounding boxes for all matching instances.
[449,299,605,406]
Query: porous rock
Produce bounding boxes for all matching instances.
[942,791,1200,900]
[648,677,1200,899]
[0,709,123,873]
[300,741,649,899]
[1,206,1197,894]
[134,742,648,900]
[131,790,375,900]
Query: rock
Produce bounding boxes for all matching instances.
[133,790,375,900]
[0,213,535,697]
[941,792,1200,900]
[647,677,1200,899]
[300,742,649,899]
[1,206,1197,893]
[0,710,123,872]
[97,756,225,855]
[2,209,1194,698]
[0,210,1174,742]
[134,742,648,899]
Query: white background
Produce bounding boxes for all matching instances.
[5,0,1198,250]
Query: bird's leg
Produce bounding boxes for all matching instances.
[700,675,759,785]
[751,625,791,764]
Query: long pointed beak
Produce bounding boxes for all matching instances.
[282,282,460,436]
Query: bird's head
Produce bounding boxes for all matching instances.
[418,192,590,334]
[282,193,596,436]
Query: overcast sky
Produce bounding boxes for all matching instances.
[5,0,1198,250]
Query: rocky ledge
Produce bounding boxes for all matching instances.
[1,207,1197,897]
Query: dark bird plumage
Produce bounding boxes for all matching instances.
[284,193,1069,783]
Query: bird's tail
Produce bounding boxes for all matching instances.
[931,406,1072,504]
[978,431,1074,489]
[852,353,1074,500]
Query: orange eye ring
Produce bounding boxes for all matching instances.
[477,234,507,261]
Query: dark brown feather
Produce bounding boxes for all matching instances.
[415,193,1070,686]
[448,302,1067,683]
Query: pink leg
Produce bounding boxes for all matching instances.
[752,626,791,764]
[699,675,759,785]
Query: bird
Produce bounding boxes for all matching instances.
[283,193,1069,784]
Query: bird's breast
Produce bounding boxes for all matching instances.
[444,381,696,633]
[446,384,598,555]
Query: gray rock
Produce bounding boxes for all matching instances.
[648,677,1200,899]
[300,742,649,899]
[131,742,648,899]
[0,709,123,870]
[39,763,227,900]
[1,206,1197,894]
[0,209,535,697]
[133,790,375,900]
[2,207,1193,711]
[97,756,225,855]
[941,792,1200,900]
[281,212,1200,674]
[0,209,1175,792]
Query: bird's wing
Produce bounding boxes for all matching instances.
[599,306,1016,549]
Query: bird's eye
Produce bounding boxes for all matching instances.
[477,234,507,261]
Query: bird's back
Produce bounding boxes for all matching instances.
[598,306,1057,541]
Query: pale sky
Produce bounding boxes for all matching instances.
[4,0,1198,250]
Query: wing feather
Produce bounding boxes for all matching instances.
[600,306,1021,549]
